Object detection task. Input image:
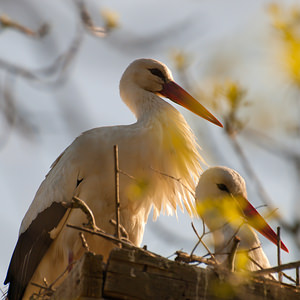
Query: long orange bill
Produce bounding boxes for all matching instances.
[159,81,223,127]
[240,197,289,253]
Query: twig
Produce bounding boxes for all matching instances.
[190,219,206,256]
[79,232,90,252]
[175,250,216,266]
[76,0,106,37]
[118,168,137,181]
[113,145,121,241]
[227,236,240,272]
[151,167,196,198]
[0,14,49,37]
[191,222,217,263]
[67,224,134,248]
[0,27,83,86]
[110,219,129,239]
[252,260,300,276]
[62,196,100,231]
[296,267,300,286]
[277,226,283,282]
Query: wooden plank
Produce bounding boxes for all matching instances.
[50,248,300,300]
[104,248,300,300]
[51,252,104,300]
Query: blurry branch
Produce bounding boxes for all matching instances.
[244,128,300,235]
[0,14,49,37]
[0,73,37,150]
[0,27,83,87]
[227,236,240,272]
[76,0,107,37]
[252,260,300,276]
[170,49,194,90]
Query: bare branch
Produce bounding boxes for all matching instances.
[79,232,90,252]
[227,236,240,272]
[277,226,283,282]
[252,260,300,276]
[76,0,106,37]
[150,167,196,198]
[175,250,216,266]
[110,219,129,239]
[114,145,121,241]
[0,14,49,37]
[0,27,83,86]
[191,222,217,263]
[67,223,134,248]
[62,196,100,231]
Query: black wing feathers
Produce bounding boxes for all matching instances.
[5,202,67,300]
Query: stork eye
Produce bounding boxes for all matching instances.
[217,183,230,193]
[149,68,166,82]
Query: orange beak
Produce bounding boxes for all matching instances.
[239,196,289,253]
[159,81,223,127]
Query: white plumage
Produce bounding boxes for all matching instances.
[196,166,288,275]
[5,58,222,300]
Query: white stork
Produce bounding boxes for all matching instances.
[196,166,288,274]
[5,58,222,300]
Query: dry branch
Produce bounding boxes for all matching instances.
[113,144,121,240]
[76,0,106,37]
[0,14,49,37]
[175,250,216,266]
[252,260,300,276]
[227,236,240,272]
[66,224,134,248]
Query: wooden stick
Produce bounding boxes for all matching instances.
[175,250,216,266]
[79,232,90,252]
[114,145,121,241]
[252,260,300,276]
[67,224,134,248]
[191,222,217,263]
[110,219,129,239]
[227,236,240,272]
[62,196,99,231]
[277,226,282,282]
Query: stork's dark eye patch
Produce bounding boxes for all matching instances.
[149,68,166,82]
[217,183,230,193]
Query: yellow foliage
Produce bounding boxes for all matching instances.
[235,251,249,271]
[269,3,300,86]
[101,8,119,30]
[126,178,149,201]
[196,196,244,227]
[210,279,235,298]
[170,49,192,71]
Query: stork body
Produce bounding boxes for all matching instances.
[5,59,222,300]
[196,166,288,274]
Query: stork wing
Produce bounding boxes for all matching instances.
[4,202,67,300]
[5,143,82,300]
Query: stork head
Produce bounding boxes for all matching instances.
[120,58,222,127]
[196,166,289,252]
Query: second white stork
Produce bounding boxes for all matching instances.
[5,58,222,300]
[196,166,288,274]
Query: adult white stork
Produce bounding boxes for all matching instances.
[196,166,288,275]
[5,58,222,300]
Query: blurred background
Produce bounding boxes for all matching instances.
[1,0,300,291]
